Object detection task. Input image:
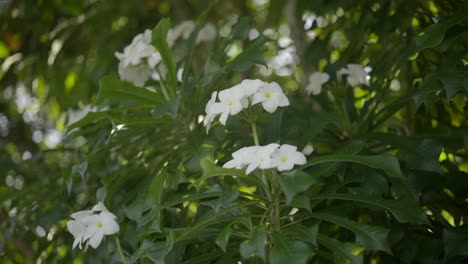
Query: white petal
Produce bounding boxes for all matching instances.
[252,92,265,105]
[67,220,84,237]
[92,202,108,212]
[88,229,104,249]
[223,159,240,169]
[245,163,258,175]
[219,112,229,125]
[262,100,279,113]
[277,94,290,107]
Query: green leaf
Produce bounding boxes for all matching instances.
[317,234,363,264]
[411,13,466,54]
[278,170,319,205]
[198,58,226,87]
[71,161,87,179]
[302,154,404,178]
[231,16,251,40]
[162,192,223,209]
[309,194,428,224]
[152,18,178,94]
[310,212,391,253]
[215,224,233,252]
[200,158,265,187]
[226,34,268,72]
[443,229,468,261]
[66,111,108,132]
[285,224,319,247]
[307,111,345,138]
[269,233,313,264]
[240,226,267,262]
[144,231,176,264]
[151,93,181,119]
[97,75,164,104]
[370,133,442,174]
[150,170,168,204]
[201,185,239,212]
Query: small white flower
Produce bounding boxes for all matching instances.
[305,72,329,95]
[67,204,119,250]
[245,143,279,174]
[118,61,151,87]
[216,87,245,125]
[338,64,370,87]
[115,29,156,67]
[271,144,307,171]
[252,82,289,113]
[82,211,120,249]
[302,144,314,155]
[167,21,196,47]
[197,23,217,43]
[204,92,224,132]
[223,146,259,170]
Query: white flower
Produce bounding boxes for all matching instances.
[115,29,156,67]
[305,72,329,95]
[67,204,119,250]
[252,82,290,113]
[302,144,314,155]
[223,146,259,170]
[216,87,245,125]
[204,92,224,132]
[67,210,93,249]
[245,143,279,174]
[197,23,217,43]
[167,21,196,47]
[271,144,307,171]
[82,211,120,249]
[338,64,370,87]
[118,61,151,87]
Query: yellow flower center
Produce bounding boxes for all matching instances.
[280,156,288,162]
[97,222,103,228]
[265,92,272,98]
[228,101,233,106]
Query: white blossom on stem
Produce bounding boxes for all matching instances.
[271,144,307,171]
[305,72,329,95]
[252,82,290,113]
[338,64,370,87]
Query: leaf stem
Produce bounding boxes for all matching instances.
[114,235,128,264]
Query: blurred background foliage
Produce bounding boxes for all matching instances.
[1,0,467,263]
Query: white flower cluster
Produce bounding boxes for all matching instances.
[67,202,119,250]
[223,144,306,174]
[204,79,290,132]
[305,64,370,96]
[115,21,216,87]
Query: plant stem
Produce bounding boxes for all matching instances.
[251,122,260,146]
[114,235,128,264]
[155,67,170,101]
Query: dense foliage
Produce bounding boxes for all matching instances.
[1,0,468,263]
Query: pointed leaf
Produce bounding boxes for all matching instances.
[152,19,178,93]
[311,212,391,253]
[269,233,313,264]
[317,234,363,264]
[97,75,164,104]
[216,224,233,252]
[278,170,319,204]
[240,226,267,262]
[302,154,404,178]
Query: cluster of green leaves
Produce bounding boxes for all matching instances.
[1,0,468,263]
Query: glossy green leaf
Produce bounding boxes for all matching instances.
[302,154,404,178]
[215,224,233,252]
[311,212,391,253]
[97,75,164,104]
[309,194,428,224]
[269,233,313,264]
[240,226,267,262]
[317,234,363,264]
[285,224,319,247]
[279,170,319,204]
[152,19,178,94]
